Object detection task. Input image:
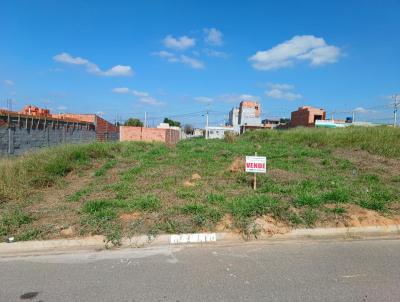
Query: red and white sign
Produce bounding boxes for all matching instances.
[245,156,267,173]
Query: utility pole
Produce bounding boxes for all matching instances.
[352,111,355,123]
[6,99,12,111]
[392,94,399,127]
[144,112,147,128]
[205,109,209,139]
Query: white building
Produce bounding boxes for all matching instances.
[205,126,237,139]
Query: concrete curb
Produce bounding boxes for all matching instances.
[1,225,399,257]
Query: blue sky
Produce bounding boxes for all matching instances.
[0,0,399,127]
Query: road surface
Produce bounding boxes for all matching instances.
[1,238,399,301]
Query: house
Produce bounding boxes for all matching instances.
[290,106,326,127]
[205,126,236,139]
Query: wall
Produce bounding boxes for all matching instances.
[120,126,180,144]
[95,116,119,141]
[238,101,261,126]
[0,123,96,155]
[53,114,119,141]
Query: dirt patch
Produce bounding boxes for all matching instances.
[215,214,233,232]
[183,173,202,187]
[254,215,290,235]
[268,168,304,184]
[334,149,400,178]
[23,169,95,239]
[191,173,201,181]
[230,157,245,172]
[183,180,195,187]
[60,226,74,237]
[343,204,400,227]
[120,212,142,222]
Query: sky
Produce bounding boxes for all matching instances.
[0,0,399,127]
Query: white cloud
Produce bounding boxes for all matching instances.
[57,105,67,111]
[203,48,228,58]
[112,87,163,106]
[353,107,376,114]
[195,96,213,103]
[3,80,14,85]
[265,83,302,101]
[53,52,133,77]
[267,83,294,90]
[163,35,195,51]
[249,35,341,70]
[101,65,133,77]
[204,28,223,46]
[151,51,179,62]
[266,89,302,101]
[131,90,150,98]
[180,55,204,69]
[139,96,163,106]
[152,51,204,69]
[218,94,260,103]
[112,87,130,94]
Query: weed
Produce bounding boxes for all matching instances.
[176,189,198,200]
[134,195,162,212]
[224,132,237,143]
[302,209,318,227]
[294,192,322,208]
[17,228,43,241]
[229,195,283,219]
[360,174,381,184]
[327,206,346,215]
[322,188,350,203]
[288,212,303,225]
[67,187,93,202]
[206,193,225,205]
[359,199,387,212]
[94,159,117,177]
[0,208,33,236]
[180,203,223,227]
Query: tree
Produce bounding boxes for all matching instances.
[183,124,194,135]
[163,117,181,127]
[124,118,143,127]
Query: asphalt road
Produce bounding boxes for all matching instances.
[1,239,399,302]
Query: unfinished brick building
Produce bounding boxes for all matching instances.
[120,126,180,144]
[238,101,261,126]
[52,113,119,141]
[0,105,119,155]
[290,106,326,127]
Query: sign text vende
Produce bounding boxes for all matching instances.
[245,156,267,173]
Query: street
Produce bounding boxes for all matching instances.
[1,238,399,302]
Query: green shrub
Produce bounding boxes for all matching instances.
[181,203,223,226]
[0,208,33,236]
[303,209,318,227]
[322,188,350,203]
[359,199,386,212]
[95,159,117,177]
[229,195,282,218]
[206,193,225,205]
[294,193,323,208]
[134,195,162,212]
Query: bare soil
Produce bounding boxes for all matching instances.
[334,149,400,179]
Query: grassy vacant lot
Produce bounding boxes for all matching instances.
[1,126,399,245]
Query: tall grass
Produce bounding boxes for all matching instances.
[244,126,400,158]
[0,142,121,202]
